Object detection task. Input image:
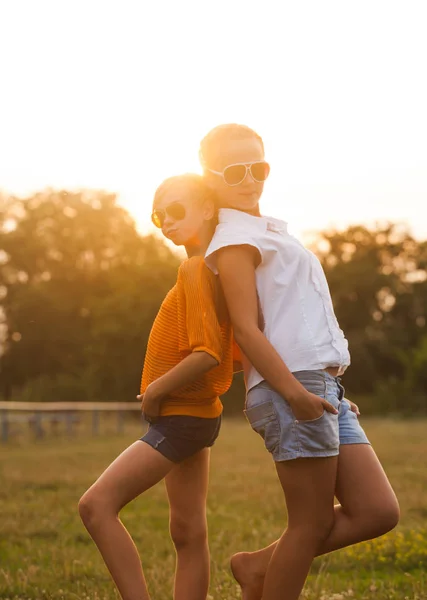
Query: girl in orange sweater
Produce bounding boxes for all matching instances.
[79,174,235,600]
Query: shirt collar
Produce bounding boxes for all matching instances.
[219,208,288,234]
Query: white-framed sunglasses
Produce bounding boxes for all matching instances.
[207,160,270,187]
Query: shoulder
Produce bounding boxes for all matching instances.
[178,255,203,276]
[205,210,264,273]
[178,256,214,287]
[215,208,264,236]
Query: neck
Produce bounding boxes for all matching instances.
[184,222,215,258]
[244,206,261,216]
[185,244,202,258]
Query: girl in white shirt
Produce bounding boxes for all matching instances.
[199,123,399,600]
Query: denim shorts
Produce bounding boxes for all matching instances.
[244,370,370,462]
[140,414,222,463]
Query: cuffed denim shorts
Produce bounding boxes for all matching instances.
[140,414,222,463]
[244,370,370,462]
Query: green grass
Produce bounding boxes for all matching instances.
[1,417,427,599]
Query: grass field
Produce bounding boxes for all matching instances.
[1,417,427,599]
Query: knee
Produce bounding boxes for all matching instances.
[78,488,113,529]
[291,511,335,548]
[349,495,400,538]
[170,514,207,551]
[311,513,335,545]
[78,490,97,527]
[371,498,400,536]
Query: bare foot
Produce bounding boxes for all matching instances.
[230,552,264,600]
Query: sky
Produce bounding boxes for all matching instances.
[1,0,426,241]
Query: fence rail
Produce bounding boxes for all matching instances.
[0,401,142,443]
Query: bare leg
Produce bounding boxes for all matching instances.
[261,456,338,600]
[166,448,211,600]
[231,444,399,599]
[79,441,174,600]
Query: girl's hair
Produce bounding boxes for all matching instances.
[154,173,227,321]
[154,172,219,233]
[199,123,265,168]
[154,173,216,207]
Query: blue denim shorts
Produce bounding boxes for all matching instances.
[140,414,222,463]
[244,370,369,462]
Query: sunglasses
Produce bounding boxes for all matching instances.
[207,160,270,186]
[151,202,186,229]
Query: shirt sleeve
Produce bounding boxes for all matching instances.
[204,223,263,274]
[177,257,224,364]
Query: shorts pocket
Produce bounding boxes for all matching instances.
[292,371,328,423]
[295,411,339,452]
[296,409,325,424]
[244,400,280,453]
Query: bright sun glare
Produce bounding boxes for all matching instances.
[0,0,426,241]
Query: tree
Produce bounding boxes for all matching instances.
[2,197,426,414]
[0,190,179,401]
[314,224,427,409]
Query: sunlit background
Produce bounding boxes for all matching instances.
[1,0,426,241]
[2,6,427,598]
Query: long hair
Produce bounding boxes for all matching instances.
[154,172,219,238]
[154,173,227,322]
[154,173,216,208]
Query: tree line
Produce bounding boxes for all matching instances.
[1,190,426,415]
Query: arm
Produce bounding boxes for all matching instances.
[216,246,338,420]
[139,351,218,417]
[232,340,244,373]
[233,360,244,373]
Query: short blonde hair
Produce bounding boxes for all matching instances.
[199,123,264,168]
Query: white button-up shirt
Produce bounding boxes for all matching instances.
[205,209,350,391]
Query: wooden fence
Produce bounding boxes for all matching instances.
[0,401,142,443]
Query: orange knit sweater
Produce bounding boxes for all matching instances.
[140,256,234,417]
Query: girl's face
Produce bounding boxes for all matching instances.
[152,182,215,247]
[204,137,268,213]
